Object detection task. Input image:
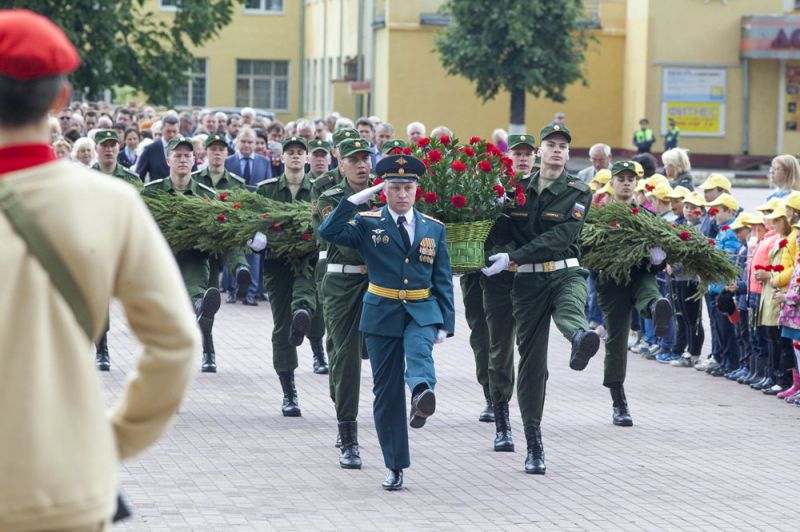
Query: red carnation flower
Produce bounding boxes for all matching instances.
[424,191,438,204]
[463,146,475,157]
[632,207,639,214]
[402,147,412,155]
[611,220,619,228]
[692,209,702,216]
[671,223,677,228]
[233,202,241,209]
[489,147,502,157]
[775,265,786,272]
[373,177,383,186]
[451,194,467,208]
[501,157,513,166]
[478,160,493,173]
[485,141,496,151]
[415,187,422,202]
[709,239,715,245]
[721,225,730,231]
[451,161,467,173]
[754,265,765,271]
[779,238,789,248]
[260,214,268,219]
[794,341,800,349]
[645,185,655,192]
[492,184,506,198]
[439,135,451,146]
[423,159,430,168]
[679,231,691,241]
[390,148,402,154]
[516,193,526,206]
[428,150,443,163]
[216,213,226,223]
[766,265,774,272]
[416,137,431,148]
[515,184,524,194]
[272,223,282,232]
[219,193,229,202]
[708,207,719,216]
[302,232,312,241]
[379,191,387,203]
[469,136,482,145]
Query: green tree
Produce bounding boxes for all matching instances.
[434,0,592,134]
[5,0,241,104]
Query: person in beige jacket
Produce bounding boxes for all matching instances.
[0,10,197,531]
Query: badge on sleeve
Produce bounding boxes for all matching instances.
[572,202,586,219]
[419,237,436,264]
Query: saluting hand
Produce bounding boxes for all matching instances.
[482,253,510,277]
[348,181,385,206]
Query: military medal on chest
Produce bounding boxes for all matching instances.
[371,228,386,247]
[419,237,436,264]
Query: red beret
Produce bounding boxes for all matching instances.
[0,9,79,81]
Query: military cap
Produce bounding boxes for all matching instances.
[381,139,408,155]
[539,123,572,143]
[205,133,228,148]
[610,160,638,176]
[94,129,119,144]
[706,193,740,212]
[167,136,194,153]
[376,154,426,183]
[281,136,308,151]
[697,173,732,191]
[0,10,80,80]
[508,134,536,150]
[308,139,330,154]
[332,128,362,147]
[338,138,372,159]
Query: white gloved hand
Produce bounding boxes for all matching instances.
[248,231,268,252]
[649,246,667,266]
[481,253,510,277]
[347,181,385,206]
[434,329,448,344]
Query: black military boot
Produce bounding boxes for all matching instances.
[289,308,312,347]
[493,401,514,452]
[200,328,217,373]
[277,371,301,417]
[609,383,633,426]
[338,421,362,469]
[95,332,110,371]
[651,297,674,338]
[195,288,221,373]
[310,338,329,375]
[524,426,546,475]
[479,384,494,422]
[569,329,600,371]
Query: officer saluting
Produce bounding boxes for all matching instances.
[318,154,455,491]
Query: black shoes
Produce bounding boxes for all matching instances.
[236,266,251,292]
[243,294,258,306]
[569,329,600,371]
[338,421,362,469]
[382,469,403,491]
[310,338,329,375]
[201,352,216,373]
[196,288,221,373]
[651,297,674,338]
[289,308,312,347]
[277,371,301,417]
[95,332,110,371]
[409,387,436,428]
[524,426,546,474]
[609,383,633,427]
[493,401,514,452]
[479,384,495,422]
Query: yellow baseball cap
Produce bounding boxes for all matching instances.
[592,169,611,186]
[730,211,762,230]
[644,174,669,189]
[650,184,673,201]
[785,191,800,211]
[683,191,706,207]
[597,182,613,196]
[706,193,740,212]
[765,202,788,220]
[666,185,691,200]
[697,173,732,191]
[755,197,781,212]
[632,161,644,178]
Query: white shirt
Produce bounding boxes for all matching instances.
[387,206,416,244]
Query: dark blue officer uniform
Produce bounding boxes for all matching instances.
[318,155,455,472]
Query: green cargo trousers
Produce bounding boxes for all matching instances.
[307,258,325,342]
[481,270,516,403]
[263,258,317,372]
[512,268,589,428]
[177,250,211,302]
[321,272,368,421]
[596,270,661,387]
[460,272,490,388]
[207,248,249,289]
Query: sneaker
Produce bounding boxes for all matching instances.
[595,324,607,340]
[627,332,640,349]
[671,354,698,367]
[656,352,681,364]
[630,340,647,354]
[695,356,719,372]
[643,345,662,360]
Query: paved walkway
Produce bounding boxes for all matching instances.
[103,277,799,531]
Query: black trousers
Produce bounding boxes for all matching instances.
[674,281,704,357]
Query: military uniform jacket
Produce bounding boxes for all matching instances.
[311,168,342,251]
[318,201,456,337]
[191,167,246,191]
[256,173,315,261]
[90,161,141,185]
[506,170,592,265]
[315,180,376,266]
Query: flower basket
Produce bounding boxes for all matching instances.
[445,219,495,273]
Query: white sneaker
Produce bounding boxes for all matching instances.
[627,333,640,349]
[671,354,698,367]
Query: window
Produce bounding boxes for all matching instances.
[174,59,207,107]
[160,0,180,10]
[244,0,284,13]
[236,60,289,111]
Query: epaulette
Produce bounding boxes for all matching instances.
[359,210,382,218]
[255,177,278,187]
[422,214,444,225]
[230,173,246,184]
[313,173,335,190]
[197,182,217,195]
[567,179,590,193]
[144,178,164,187]
[321,186,344,197]
[123,168,139,178]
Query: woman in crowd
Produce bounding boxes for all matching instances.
[119,127,140,168]
[767,154,800,200]
[662,147,694,190]
[52,139,72,160]
[71,136,95,166]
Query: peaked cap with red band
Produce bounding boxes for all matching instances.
[0,9,80,80]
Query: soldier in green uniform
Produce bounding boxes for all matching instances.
[255,136,319,416]
[595,161,673,426]
[90,129,141,370]
[381,139,408,155]
[483,124,600,475]
[315,138,375,469]
[142,136,222,373]
[192,133,252,307]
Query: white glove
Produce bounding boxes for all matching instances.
[434,329,448,344]
[347,181,385,206]
[481,253,510,277]
[248,231,267,252]
[649,246,666,266]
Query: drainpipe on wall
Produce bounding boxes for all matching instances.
[742,58,749,155]
[777,58,786,155]
[356,0,364,118]
[299,1,306,116]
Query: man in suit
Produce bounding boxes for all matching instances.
[225,126,271,186]
[576,143,612,184]
[318,154,455,492]
[135,114,180,182]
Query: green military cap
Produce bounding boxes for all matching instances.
[338,138,372,158]
[539,123,572,143]
[611,160,638,176]
[332,127,361,147]
[205,133,228,148]
[508,134,535,150]
[167,136,194,153]
[308,139,330,154]
[281,136,308,151]
[381,139,408,155]
[94,129,119,144]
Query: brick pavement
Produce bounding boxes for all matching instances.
[104,277,799,531]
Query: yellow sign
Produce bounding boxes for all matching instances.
[663,102,724,136]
